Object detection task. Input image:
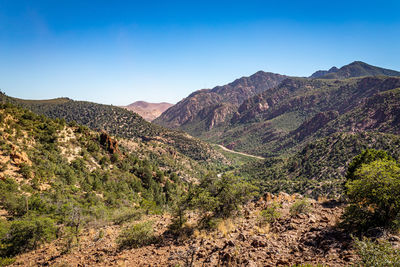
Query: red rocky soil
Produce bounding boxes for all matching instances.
[13,193,399,266]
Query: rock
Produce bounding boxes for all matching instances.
[246,260,257,267]
[226,240,235,247]
[237,233,247,241]
[100,131,120,154]
[251,237,267,248]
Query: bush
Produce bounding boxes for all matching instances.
[0,257,15,266]
[343,153,400,231]
[112,208,143,225]
[354,237,400,266]
[117,221,156,249]
[290,198,310,216]
[192,174,257,219]
[259,203,281,225]
[4,217,56,256]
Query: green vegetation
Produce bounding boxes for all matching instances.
[168,174,257,232]
[259,203,281,225]
[241,132,400,198]
[290,198,311,216]
[354,237,400,266]
[117,221,156,249]
[192,174,257,222]
[3,93,224,163]
[0,102,192,258]
[342,149,400,232]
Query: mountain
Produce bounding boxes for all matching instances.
[310,61,400,79]
[309,66,339,78]
[154,71,288,130]
[122,101,173,121]
[0,92,226,163]
[212,76,400,155]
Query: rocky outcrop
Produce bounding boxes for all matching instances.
[100,131,120,154]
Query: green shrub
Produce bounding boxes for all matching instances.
[343,154,400,231]
[259,203,281,225]
[290,198,310,216]
[4,217,56,256]
[117,221,156,249]
[0,257,15,266]
[112,208,143,225]
[192,173,257,219]
[354,237,400,266]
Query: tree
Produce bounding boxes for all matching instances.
[342,150,400,231]
[192,174,257,220]
[345,149,394,182]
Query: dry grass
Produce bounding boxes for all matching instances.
[217,219,235,237]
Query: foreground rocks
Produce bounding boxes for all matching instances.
[14,193,400,266]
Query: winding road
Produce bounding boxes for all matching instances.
[216,144,265,160]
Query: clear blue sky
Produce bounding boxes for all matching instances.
[1,0,399,105]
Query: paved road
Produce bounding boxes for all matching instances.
[217,144,265,160]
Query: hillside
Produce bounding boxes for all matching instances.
[198,76,400,156]
[0,101,205,262]
[310,61,400,79]
[154,71,287,130]
[240,132,400,198]
[0,93,225,163]
[122,101,173,122]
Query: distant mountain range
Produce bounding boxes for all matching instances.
[122,101,173,121]
[153,61,400,195]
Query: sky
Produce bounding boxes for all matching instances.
[0,0,400,105]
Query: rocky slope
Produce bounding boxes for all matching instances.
[13,193,379,267]
[122,101,173,122]
[154,71,287,131]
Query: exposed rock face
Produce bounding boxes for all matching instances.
[154,71,288,130]
[100,131,120,154]
[122,101,173,122]
[310,61,400,79]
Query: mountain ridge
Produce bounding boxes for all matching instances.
[310,61,400,79]
[154,71,288,129]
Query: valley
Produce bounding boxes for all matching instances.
[1,61,400,266]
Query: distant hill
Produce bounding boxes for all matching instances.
[0,92,226,163]
[122,101,173,121]
[310,61,400,79]
[154,71,287,130]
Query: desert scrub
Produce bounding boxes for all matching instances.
[354,237,400,266]
[117,221,156,249]
[290,198,311,216]
[112,208,143,225]
[259,203,281,225]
